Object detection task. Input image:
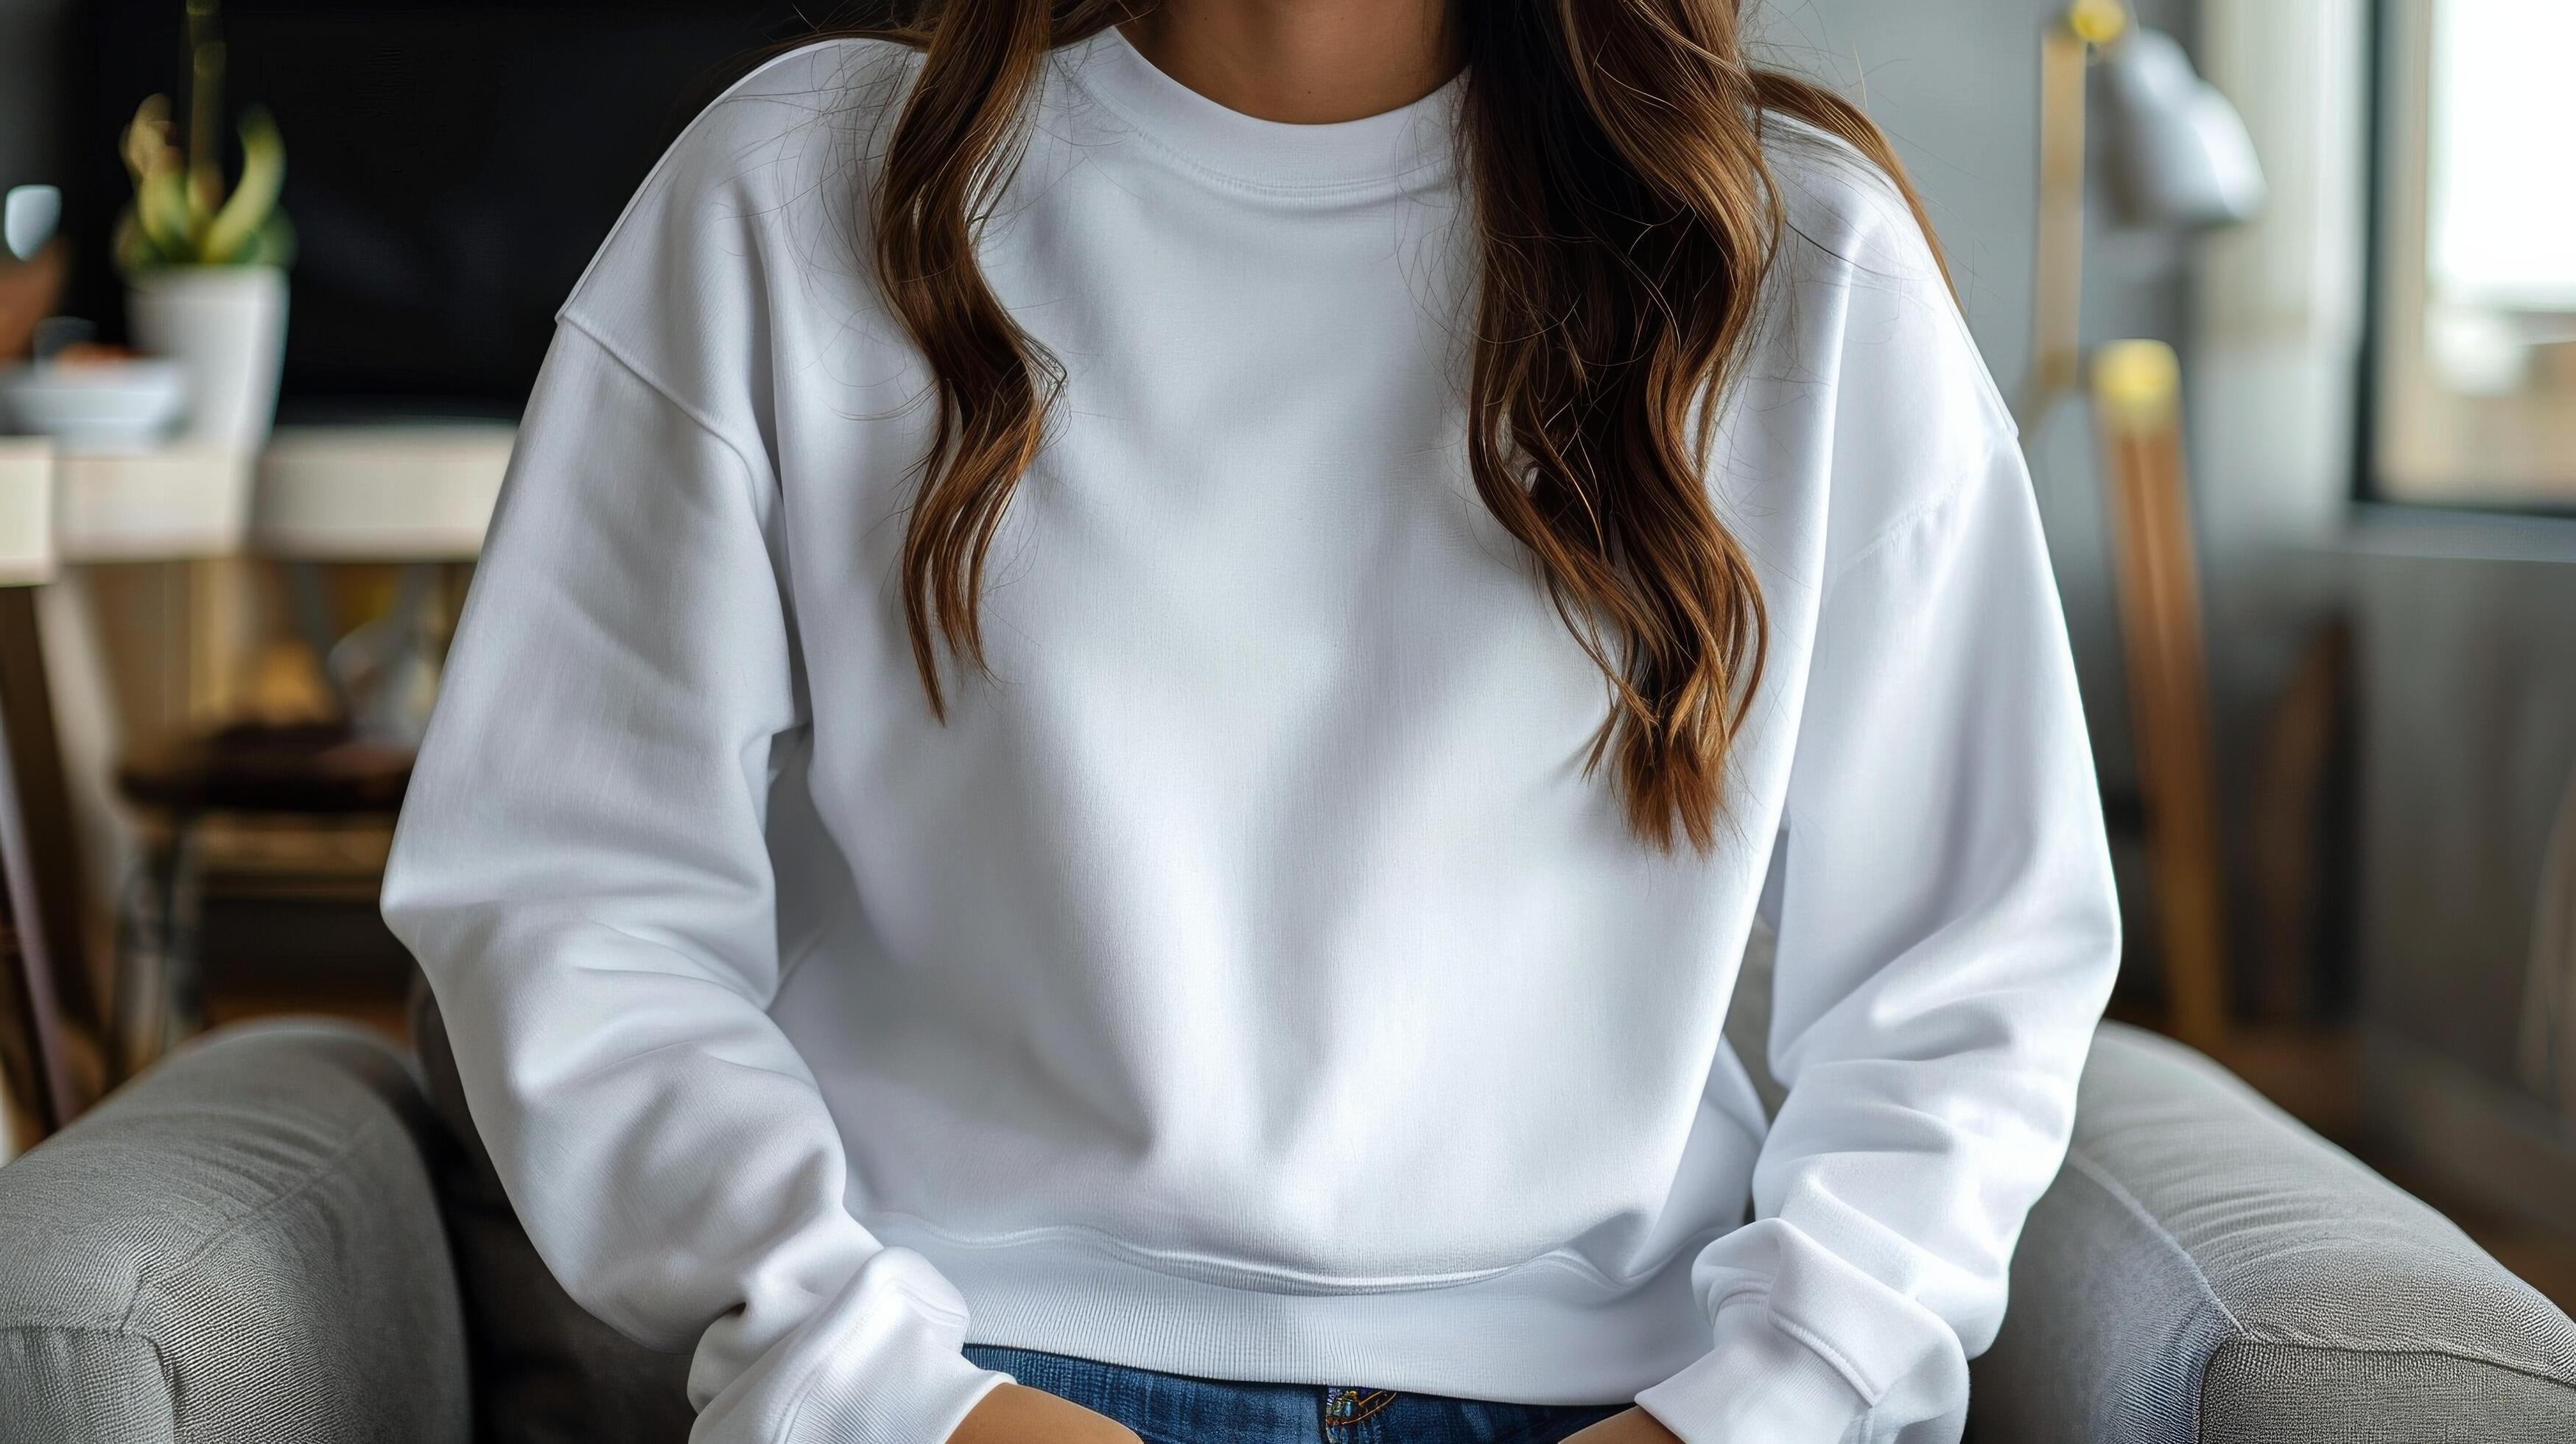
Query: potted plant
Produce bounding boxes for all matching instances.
[116,0,293,451]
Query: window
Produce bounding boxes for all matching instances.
[2368,0,2576,508]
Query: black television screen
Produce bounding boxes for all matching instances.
[69,1,818,420]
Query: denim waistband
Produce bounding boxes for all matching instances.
[963,1344,1626,1444]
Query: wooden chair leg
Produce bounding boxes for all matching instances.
[0,589,97,1032]
[112,819,202,1081]
[0,591,90,1133]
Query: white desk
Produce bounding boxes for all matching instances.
[0,440,56,583]
[254,424,513,561]
[0,423,514,569]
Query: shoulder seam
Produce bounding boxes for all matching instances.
[553,313,774,507]
[1815,427,2016,605]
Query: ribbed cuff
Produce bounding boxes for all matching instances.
[692,1247,1011,1444]
[1632,1300,1870,1444]
[771,1305,1007,1444]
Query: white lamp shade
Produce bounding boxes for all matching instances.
[2101,28,2267,230]
[4,186,60,263]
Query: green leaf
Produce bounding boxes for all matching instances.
[136,167,194,259]
[112,206,155,274]
[202,106,286,264]
[234,211,296,270]
[119,96,197,263]
[119,94,173,191]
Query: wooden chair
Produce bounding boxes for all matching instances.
[110,721,412,1076]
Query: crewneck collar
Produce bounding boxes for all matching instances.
[1056,24,1461,194]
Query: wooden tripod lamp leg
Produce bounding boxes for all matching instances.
[2094,339,2231,1051]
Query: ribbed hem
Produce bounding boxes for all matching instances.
[1633,1300,1871,1444]
[883,1222,1709,1404]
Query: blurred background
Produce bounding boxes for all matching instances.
[0,0,2569,1311]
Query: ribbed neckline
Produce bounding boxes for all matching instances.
[1056,24,1462,194]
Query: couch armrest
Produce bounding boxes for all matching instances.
[0,1020,469,1443]
[1973,1022,2576,1443]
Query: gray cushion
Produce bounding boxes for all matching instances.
[1975,1023,2576,1443]
[0,1020,469,1443]
[408,976,695,1443]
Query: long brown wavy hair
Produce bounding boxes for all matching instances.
[852,0,1943,851]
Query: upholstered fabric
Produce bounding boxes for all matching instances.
[1975,1023,2576,1443]
[0,1020,469,1443]
[5,1014,2572,1443]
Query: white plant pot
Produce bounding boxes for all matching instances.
[126,265,288,452]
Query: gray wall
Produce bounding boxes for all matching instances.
[2350,522,2576,1232]
[2353,534,2576,1087]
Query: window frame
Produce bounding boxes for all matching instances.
[2356,0,2576,517]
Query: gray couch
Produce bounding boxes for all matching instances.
[1,1017,2572,1443]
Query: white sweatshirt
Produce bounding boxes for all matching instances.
[382,28,2118,1444]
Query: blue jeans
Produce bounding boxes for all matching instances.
[963,1345,1628,1444]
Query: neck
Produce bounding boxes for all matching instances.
[1117,0,1461,125]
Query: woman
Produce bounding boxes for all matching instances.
[382,1,2119,1440]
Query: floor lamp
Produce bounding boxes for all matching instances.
[2020,1,2266,435]
[2019,3,2263,1051]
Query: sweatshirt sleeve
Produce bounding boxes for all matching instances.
[1635,427,2121,1441]
[379,321,1008,1443]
